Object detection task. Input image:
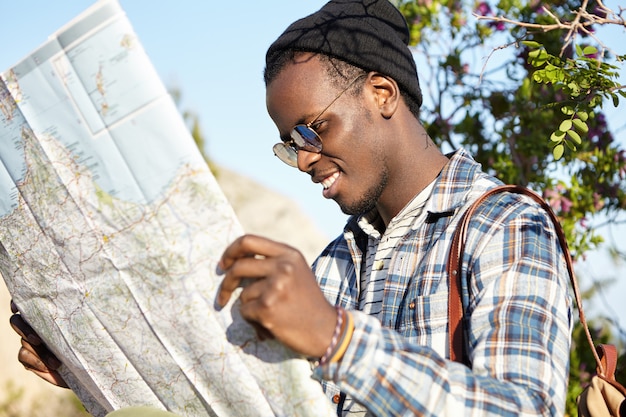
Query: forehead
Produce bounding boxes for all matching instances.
[266,55,335,130]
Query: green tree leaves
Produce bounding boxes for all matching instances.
[523,39,624,160]
[549,107,590,159]
[398,2,626,409]
[399,0,626,260]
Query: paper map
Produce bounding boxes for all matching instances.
[0,1,333,416]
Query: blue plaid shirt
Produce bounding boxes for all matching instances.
[311,149,572,416]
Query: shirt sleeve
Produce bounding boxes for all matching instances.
[312,201,572,417]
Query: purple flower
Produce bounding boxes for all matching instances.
[476,2,492,16]
[490,21,506,31]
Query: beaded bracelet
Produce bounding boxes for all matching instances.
[319,306,345,366]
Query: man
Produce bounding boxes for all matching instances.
[12,0,572,416]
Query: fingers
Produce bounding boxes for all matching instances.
[216,234,337,357]
[19,339,54,372]
[10,313,41,345]
[219,235,287,271]
[10,301,69,388]
[218,255,269,307]
[16,328,62,372]
[217,235,293,307]
[19,340,68,388]
[236,276,284,327]
[17,335,69,388]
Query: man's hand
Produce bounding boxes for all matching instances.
[217,234,337,359]
[9,300,68,388]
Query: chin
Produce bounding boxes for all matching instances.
[337,199,376,216]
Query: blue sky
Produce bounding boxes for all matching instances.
[2,1,625,324]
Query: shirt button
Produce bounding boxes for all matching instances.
[409,301,416,310]
[374,260,384,270]
[332,394,341,404]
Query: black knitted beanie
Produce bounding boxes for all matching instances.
[266,0,422,108]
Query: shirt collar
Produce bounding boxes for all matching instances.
[422,148,496,224]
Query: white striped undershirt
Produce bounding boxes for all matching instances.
[357,180,436,317]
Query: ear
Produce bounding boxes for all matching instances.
[367,73,400,119]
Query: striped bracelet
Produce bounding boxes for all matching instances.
[319,306,345,366]
[328,309,354,364]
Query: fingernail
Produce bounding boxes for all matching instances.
[215,264,224,275]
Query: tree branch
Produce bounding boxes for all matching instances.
[473,0,626,57]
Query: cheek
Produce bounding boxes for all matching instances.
[344,147,385,191]
[337,109,378,153]
[348,126,386,168]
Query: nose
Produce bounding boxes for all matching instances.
[296,148,322,172]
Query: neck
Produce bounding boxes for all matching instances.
[376,121,449,226]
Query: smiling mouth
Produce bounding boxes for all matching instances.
[321,172,340,189]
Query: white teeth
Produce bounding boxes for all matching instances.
[321,172,339,189]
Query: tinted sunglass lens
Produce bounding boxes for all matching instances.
[292,125,322,151]
[273,143,298,167]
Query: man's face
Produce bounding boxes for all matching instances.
[266,55,389,216]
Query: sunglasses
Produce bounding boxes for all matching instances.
[272,74,366,168]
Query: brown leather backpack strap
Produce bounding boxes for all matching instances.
[595,344,626,400]
[447,185,516,363]
[447,215,465,363]
[598,344,618,380]
[447,185,603,374]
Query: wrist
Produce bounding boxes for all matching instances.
[318,306,354,366]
